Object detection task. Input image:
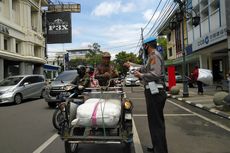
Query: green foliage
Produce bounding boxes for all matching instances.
[157,36,167,60]
[113,51,142,75]
[68,58,87,69]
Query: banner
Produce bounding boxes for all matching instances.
[46,12,72,43]
[168,66,176,90]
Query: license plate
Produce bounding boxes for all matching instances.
[125,113,132,120]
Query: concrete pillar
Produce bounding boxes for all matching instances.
[20,62,33,74]
[208,56,212,70]
[0,33,4,50]
[0,59,4,80]
[199,55,208,69]
[10,38,16,53]
[20,62,26,74]
[9,0,12,20]
[25,63,33,74]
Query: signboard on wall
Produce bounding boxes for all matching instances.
[46,12,72,44]
[193,26,227,51]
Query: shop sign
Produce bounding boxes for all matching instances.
[193,26,227,51]
[46,12,72,43]
[0,24,9,35]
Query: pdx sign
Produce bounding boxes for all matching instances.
[46,12,72,44]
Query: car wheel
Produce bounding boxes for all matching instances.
[40,89,46,98]
[14,94,22,104]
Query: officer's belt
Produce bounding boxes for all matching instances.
[145,84,164,89]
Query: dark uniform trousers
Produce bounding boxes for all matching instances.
[144,88,168,153]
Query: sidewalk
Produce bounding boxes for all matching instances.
[167,83,230,120]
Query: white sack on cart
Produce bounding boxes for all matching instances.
[74,98,121,128]
[197,69,213,85]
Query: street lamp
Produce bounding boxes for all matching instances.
[171,0,200,97]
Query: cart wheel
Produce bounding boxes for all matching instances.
[65,141,79,153]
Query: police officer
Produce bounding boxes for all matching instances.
[124,36,168,153]
[95,52,118,86]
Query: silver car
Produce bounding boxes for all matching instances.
[44,70,78,107]
[125,74,140,86]
[0,75,46,104]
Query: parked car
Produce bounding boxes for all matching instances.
[0,75,46,104]
[44,70,78,107]
[124,74,140,86]
[165,72,183,82]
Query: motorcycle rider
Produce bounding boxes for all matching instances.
[71,65,90,88]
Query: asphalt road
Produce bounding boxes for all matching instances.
[0,86,230,153]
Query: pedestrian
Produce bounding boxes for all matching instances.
[94,52,118,86]
[124,36,168,153]
[192,65,203,95]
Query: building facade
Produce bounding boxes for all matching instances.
[0,0,48,81]
[67,48,93,60]
[159,0,230,82]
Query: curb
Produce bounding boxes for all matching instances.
[167,94,230,120]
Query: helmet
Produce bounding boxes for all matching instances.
[143,36,157,45]
[87,65,94,73]
[77,65,86,78]
[102,52,111,58]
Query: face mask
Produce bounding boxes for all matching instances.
[144,45,149,56]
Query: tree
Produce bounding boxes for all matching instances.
[85,43,102,66]
[88,42,101,53]
[157,36,167,60]
[113,51,142,75]
[68,58,87,69]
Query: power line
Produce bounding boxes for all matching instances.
[104,42,140,50]
[143,0,163,30]
[151,4,177,35]
[148,1,175,37]
[144,0,172,37]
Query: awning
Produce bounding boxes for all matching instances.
[43,64,60,71]
[165,54,199,66]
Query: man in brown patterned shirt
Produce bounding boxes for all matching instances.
[95,52,118,86]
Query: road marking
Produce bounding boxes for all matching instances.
[33,133,59,153]
[129,98,145,100]
[32,122,144,153]
[132,118,144,153]
[133,114,195,117]
[167,99,230,132]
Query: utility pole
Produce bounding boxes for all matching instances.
[141,28,145,64]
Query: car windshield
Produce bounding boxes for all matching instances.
[55,71,78,81]
[0,77,23,86]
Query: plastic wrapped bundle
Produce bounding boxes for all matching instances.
[74,98,121,128]
[197,69,213,85]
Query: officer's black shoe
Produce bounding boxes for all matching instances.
[147,146,155,152]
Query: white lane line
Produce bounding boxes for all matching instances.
[132,118,144,153]
[32,122,144,153]
[129,98,145,100]
[133,114,195,117]
[167,99,230,132]
[33,133,59,153]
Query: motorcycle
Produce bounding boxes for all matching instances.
[57,78,133,153]
[52,84,84,131]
